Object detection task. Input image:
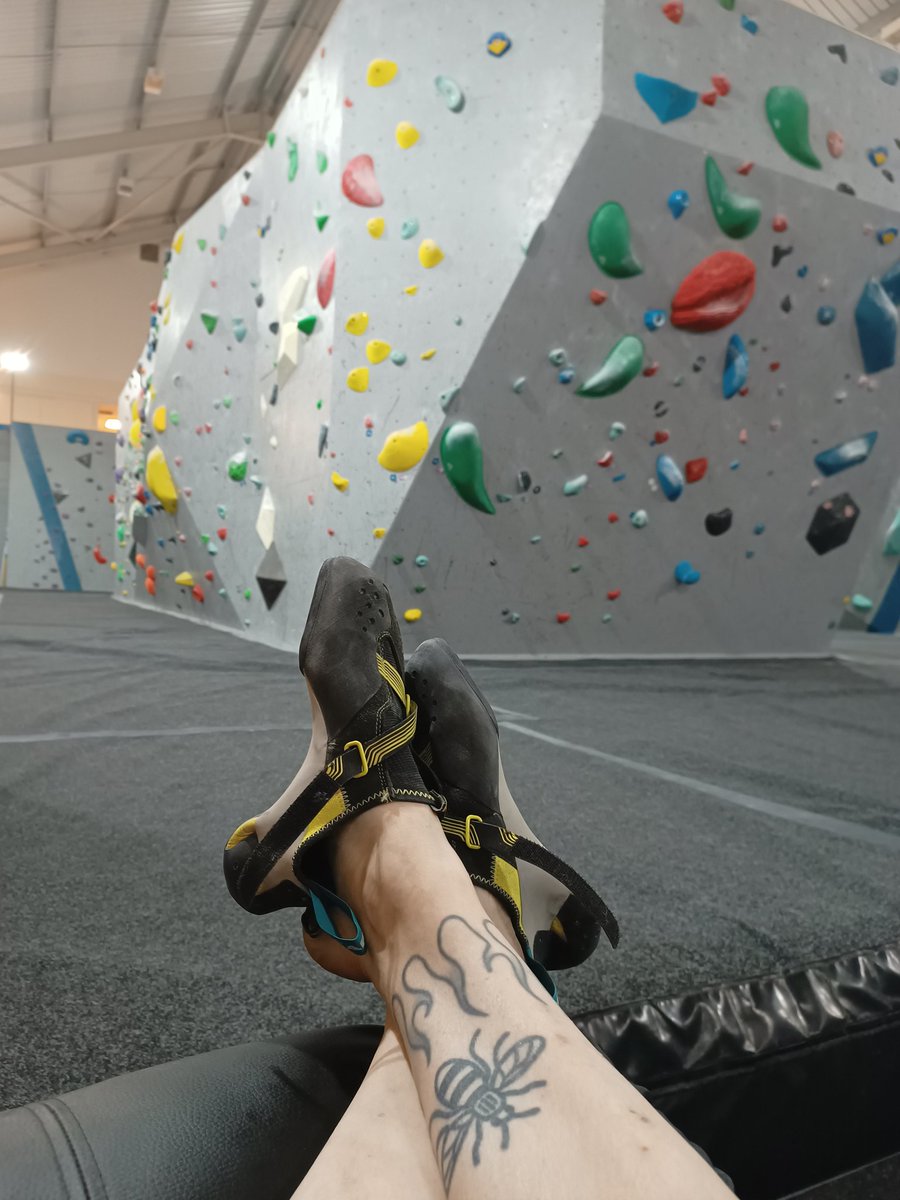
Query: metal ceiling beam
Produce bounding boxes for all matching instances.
[40,0,60,248]
[0,220,178,271]
[0,113,265,171]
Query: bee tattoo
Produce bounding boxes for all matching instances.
[430,1028,546,1192]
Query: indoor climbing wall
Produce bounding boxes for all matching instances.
[6,424,115,592]
[117,0,900,655]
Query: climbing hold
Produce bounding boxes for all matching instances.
[399,219,421,243]
[152,406,167,433]
[563,475,588,496]
[395,121,420,149]
[772,214,788,233]
[644,309,667,331]
[512,376,527,393]
[227,450,249,482]
[587,201,643,278]
[705,156,760,239]
[881,66,899,86]
[855,279,897,374]
[315,150,328,175]
[671,251,756,332]
[420,348,437,361]
[630,510,649,528]
[884,510,900,556]
[145,577,156,596]
[590,289,608,306]
[868,147,889,167]
[315,213,329,232]
[576,335,644,397]
[711,74,731,96]
[391,350,407,366]
[366,339,391,364]
[347,367,369,392]
[685,457,708,484]
[345,311,369,335]
[850,594,873,613]
[201,312,218,334]
[287,139,298,182]
[297,314,317,336]
[806,492,860,555]
[668,190,689,219]
[558,367,574,384]
[414,555,429,568]
[634,72,698,124]
[435,75,465,112]
[556,613,571,625]
[548,349,566,366]
[317,248,336,308]
[66,430,90,445]
[609,421,626,440]
[705,509,733,536]
[607,589,621,601]
[145,446,178,514]
[440,421,495,515]
[662,0,683,21]
[487,32,512,57]
[737,162,754,176]
[366,59,398,86]
[815,432,877,476]
[817,305,837,327]
[172,232,184,254]
[403,608,423,623]
[597,451,614,468]
[256,543,287,609]
[92,547,107,565]
[367,216,385,238]
[826,131,845,159]
[331,471,349,492]
[216,528,227,541]
[232,317,248,342]
[723,334,749,398]
[418,238,443,268]
[741,15,758,34]
[701,91,718,108]
[378,421,429,472]
[341,154,383,206]
[675,561,701,585]
[174,571,194,587]
[656,454,685,501]
[765,87,821,169]
[877,228,899,246]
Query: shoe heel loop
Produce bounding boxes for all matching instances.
[307,880,367,955]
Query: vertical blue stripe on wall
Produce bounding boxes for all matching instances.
[869,564,900,635]
[13,422,82,592]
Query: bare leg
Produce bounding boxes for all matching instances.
[313,802,734,1200]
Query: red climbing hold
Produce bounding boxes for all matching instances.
[343,97,353,108]
[146,565,156,581]
[145,577,156,596]
[186,339,194,350]
[327,528,335,536]
[739,386,749,397]
[107,494,114,503]
[701,90,718,107]
[204,570,214,582]
[608,513,620,524]
[93,547,107,564]
[607,589,621,601]
[341,153,383,207]
[217,527,227,540]
[204,422,213,434]
[556,612,571,624]
[135,484,148,504]
[150,302,158,314]
[772,214,788,232]
[577,536,590,547]
[241,194,250,206]
[654,430,670,444]
[711,74,731,96]
[737,162,754,175]
[685,457,708,483]
[191,585,205,603]
[671,251,756,332]
[590,288,608,306]
[317,248,336,309]
[135,553,147,570]
[597,451,614,468]
[769,361,781,372]
[643,362,660,377]
[662,0,683,22]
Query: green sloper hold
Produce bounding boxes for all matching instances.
[201,312,218,334]
[576,335,644,397]
[588,202,643,278]
[316,150,327,174]
[765,87,822,169]
[705,156,760,239]
[719,0,735,8]
[440,422,496,515]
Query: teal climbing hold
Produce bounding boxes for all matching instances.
[723,334,749,398]
[232,318,248,343]
[657,455,684,501]
[880,258,900,304]
[400,218,419,240]
[634,73,698,124]
[765,87,822,169]
[815,432,877,476]
[563,474,588,496]
[576,336,644,397]
[674,561,701,585]
[440,421,496,515]
[706,156,761,239]
[884,510,900,556]
[855,279,897,374]
[851,594,873,612]
[588,202,643,278]
[435,75,465,112]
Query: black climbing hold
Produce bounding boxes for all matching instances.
[256,543,287,608]
[270,383,278,406]
[836,182,856,196]
[827,44,847,63]
[269,322,280,334]
[128,541,137,566]
[781,295,792,313]
[705,509,733,537]
[255,293,265,307]
[806,492,859,556]
[883,169,894,183]
[517,470,532,492]
[772,245,793,268]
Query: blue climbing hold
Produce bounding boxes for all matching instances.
[877,228,899,246]
[656,454,684,501]
[558,368,575,384]
[66,430,90,445]
[674,561,701,585]
[881,66,899,86]
[814,432,878,476]
[722,334,749,399]
[855,279,897,374]
[881,258,900,304]
[643,309,667,331]
[668,190,690,219]
[868,147,889,167]
[740,14,758,33]
[817,305,836,326]
[634,73,698,124]
[753,523,766,536]
[797,265,809,278]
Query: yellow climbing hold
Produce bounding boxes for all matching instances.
[152,406,167,433]
[396,121,420,149]
[377,420,429,472]
[373,527,386,539]
[420,348,436,361]
[347,367,369,392]
[131,399,139,420]
[366,59,398,87]
[174,571,194,587]
[367,216,386,238]
[172,232,184,254]
[366,339,391,364]
[418,239,443,268]
[163,308,171,325]
[129,419,142,449]
[403,608,423,623]
[403,284,419,295]
[146,445,179,514]
[331,471,349,492]
[345,312,369,335]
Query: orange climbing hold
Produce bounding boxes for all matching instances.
[711,74,731,96]
[217,527,227,540]
[146,565,156,581]
[590,289,608,305]
[145,577,156,596]
[136,553,147,570]
[662,0,683,21]
[192,585,205,603]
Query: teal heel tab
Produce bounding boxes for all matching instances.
[308,881,367,956]
[525,948,559,1004]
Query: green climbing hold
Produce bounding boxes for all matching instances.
[718,0,735,8]
[587,202,643,279]
[267,131,276,147]
[287,139,299,182]
[765,87,822,169]
[391,555,404,565]
[316,150,327,174]
[243,588,252,600]
[297,314,318,335]
[222,396,233,409]
[440,421,496,515]
[170,411,180,426]
[197,238,207,251]
[201,312,218,334]
[576,336,645,397]
[705,156,760,239]
[228,450,249,481]
[315,213,329,232]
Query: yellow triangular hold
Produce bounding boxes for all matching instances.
[172,232,184,254]
[345,312,369,335]
[146,445,179,514]
[174,571,194,587]
[366,339,391,365]
[377,420,429,472]
[331,471,350,492]
[366,59,398,87]
[347,367,369,393]
[152,406,167,433]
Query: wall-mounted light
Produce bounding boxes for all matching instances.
[0,350,30,373]
[104,417,122,432]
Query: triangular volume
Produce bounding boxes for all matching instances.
[256,542,287,609]
[76,453,92,468]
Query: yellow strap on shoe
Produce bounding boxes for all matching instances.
[377,654,406,704]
